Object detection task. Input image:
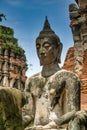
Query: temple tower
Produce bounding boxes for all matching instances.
[0,25,28,90]
[69,0,87,75]
[63,0,87,110]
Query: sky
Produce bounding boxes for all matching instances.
[0,0,77,77]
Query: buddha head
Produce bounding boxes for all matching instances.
[36,16,63,66]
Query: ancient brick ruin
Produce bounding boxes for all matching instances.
[0,25,27,90]
[63,0,87,110]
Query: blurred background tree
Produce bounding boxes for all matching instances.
[0,13,6,22]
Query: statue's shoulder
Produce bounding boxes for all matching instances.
[48,69,80,86]
[54,69,80,80]
[26,72,41,82]
[47,69,80,95]
[25,72,43,91]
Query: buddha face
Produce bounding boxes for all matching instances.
[36,37,59,66]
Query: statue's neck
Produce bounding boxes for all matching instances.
[41,63,61,77]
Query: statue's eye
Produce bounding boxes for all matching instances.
[36,44,40,49]
[44,43,50,48]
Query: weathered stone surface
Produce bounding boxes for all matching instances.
[24,16,87,130]
[0,87,25,130]
[62,48,87,110]
[62,0,87,111]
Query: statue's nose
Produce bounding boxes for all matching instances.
[39,47,46,57]
[39,52,46,59]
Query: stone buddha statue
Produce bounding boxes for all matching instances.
[24,17,87,130]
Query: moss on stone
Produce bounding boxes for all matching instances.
[0,87,25,130]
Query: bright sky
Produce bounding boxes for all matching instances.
[0,0,76,77]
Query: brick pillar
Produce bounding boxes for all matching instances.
[69,3,84,75]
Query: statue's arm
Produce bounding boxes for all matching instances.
[56,74,81,125]
[51,73,80,126]
[55,110,76,125]
[68,76,81,111]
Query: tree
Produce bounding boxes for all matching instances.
[0,13,6,22]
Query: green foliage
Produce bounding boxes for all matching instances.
[15,46,23,54]
[0,26,14,38]
[0,26,24,54]
[1,42,23,54]
[0,13,6,22]
[1,43,9,49]
[0,26,2,35]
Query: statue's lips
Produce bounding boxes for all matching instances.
[39,55,47,59]
[39,56,48,64]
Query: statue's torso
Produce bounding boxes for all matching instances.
[26,70,80,126]
[27,73,50,125]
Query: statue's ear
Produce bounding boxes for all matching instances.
[57,42,63,63]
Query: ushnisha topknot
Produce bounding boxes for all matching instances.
[36,16,61,47]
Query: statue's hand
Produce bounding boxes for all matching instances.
[75,110,87,124]
[34,121,57,130]
[23,115,34,128]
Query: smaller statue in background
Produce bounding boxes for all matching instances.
[0,87,25,130]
